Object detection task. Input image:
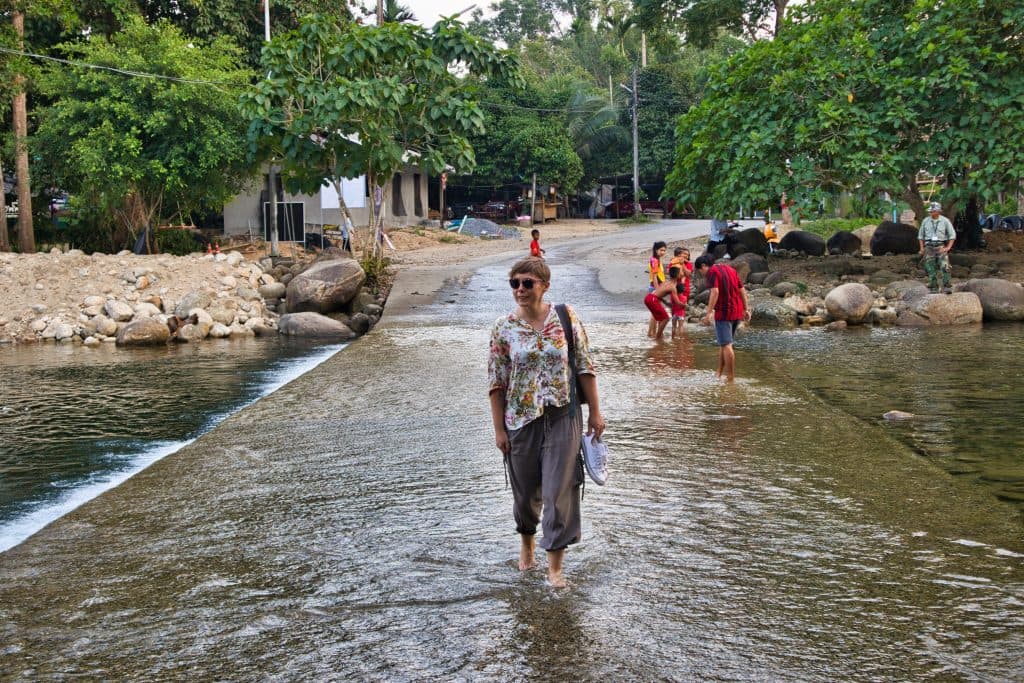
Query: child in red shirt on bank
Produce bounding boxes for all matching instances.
[529,229,545,258]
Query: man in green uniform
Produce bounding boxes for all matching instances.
[918,201,956,293]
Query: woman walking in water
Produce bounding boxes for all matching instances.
[488,257,605,587]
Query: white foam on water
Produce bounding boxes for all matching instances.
[0,343,344,554]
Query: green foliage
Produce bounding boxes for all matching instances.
[798,217,877,238]
[63,203,118,254]
[35,17,255,235]
[359,252,392,293]
[666,0,1024,220]
[156,229,201,256]
[636,0,790,47]
[243,14,520,215]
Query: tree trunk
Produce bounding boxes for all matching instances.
[0,157,9,252]
[773,0,789,36]
[900,178,925,225]
[13,10,34,253]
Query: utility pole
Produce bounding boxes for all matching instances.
[531,172,537,225]
[630,69,640,219]
[264,0,279,257]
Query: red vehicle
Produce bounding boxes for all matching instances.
[604,195,676,218]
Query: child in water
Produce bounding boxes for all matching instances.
[644,266,686,340]
[646,241,667,337]
[530,229,545,258]
[669,252,692,338]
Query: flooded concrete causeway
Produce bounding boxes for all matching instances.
[2,225,1022,680]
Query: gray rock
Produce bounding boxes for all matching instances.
[781,295,818,316]
[825,320,847,331]
[209,307,236,326]
[285,257,367,314]
[762,271,786,288]
[133,302,162,318]
[363,303,384,318]
[208,323,231,338]
[174,290,212,317]
[955,278,1024,320]
[749,300,799,327]
[83,295,105,307]
[884,280,930,301]
[900,292,983,326]
[104,299,134,322]
[348,312,372,335]
[883,410,915,420]
[236,286,261,301]
[278,312,357,339]
[867,269,900,285]
[867,307,898,325]
[82,305,104,317]
[824,283,874,323]
[258,282,287,300]
[116,317,171,346]
[771,282,801,297]
[747,271,770,285]
[730,252,769,283]
[94,315,118,337]
[174,323,207,343]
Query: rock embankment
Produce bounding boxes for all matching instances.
[0,248,385,347]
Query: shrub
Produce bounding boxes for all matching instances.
[798,217,877,238]
[359,252,391,293]
[156,228,202,256]
[64,204,117,254]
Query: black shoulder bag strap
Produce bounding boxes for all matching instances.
[555,303,587,499]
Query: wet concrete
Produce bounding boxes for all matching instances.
[1,221,1022,681]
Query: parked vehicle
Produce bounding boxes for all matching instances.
[604,195,675,219]
[471,199,522,222]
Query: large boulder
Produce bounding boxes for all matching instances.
[870,221,918,256]
[116,317,171,346]
[898,292,983,326]
[777,230,826,256]
[824,282,874,323]
[730,252,769,283]
[955,278,1024,320]
[827,231,862,255]
[730,228,771,257]
[285,258,366,314]
[749,300,799,327]
[278,312,357,339]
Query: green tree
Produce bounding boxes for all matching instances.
[666,0,1024,220]
[468,0,558,45]
[35,17,255,248]
[242,13,519,251]
[636,0,791,47]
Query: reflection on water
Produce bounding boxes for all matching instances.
[740,324,1024,517]
[0,338,342,545]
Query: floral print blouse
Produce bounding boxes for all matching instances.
[488,304,596,431]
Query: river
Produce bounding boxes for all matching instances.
[0,224,1021,680]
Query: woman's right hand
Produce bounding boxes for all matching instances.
[495,429,511,457]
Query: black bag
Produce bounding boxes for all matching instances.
[555,303,587,404]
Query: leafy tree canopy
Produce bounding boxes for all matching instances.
[242,13,520,207]
[34,16,256,232]
[666,0,1024,218]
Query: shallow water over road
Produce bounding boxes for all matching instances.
[1,230,1022,680]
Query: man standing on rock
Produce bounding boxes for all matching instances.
[696,254,750,382]
[918,201,956,294]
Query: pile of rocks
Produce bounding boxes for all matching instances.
[0,247,386,347]
[687,250,1024,330]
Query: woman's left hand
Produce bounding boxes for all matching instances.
[587,410,606,440]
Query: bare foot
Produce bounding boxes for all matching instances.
[547,569,566,588]
[519,536,537,570]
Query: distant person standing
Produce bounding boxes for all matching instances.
[695,254,750,382]
[707,218,730,254]
[918,201,956,293]
[529,229,546,258]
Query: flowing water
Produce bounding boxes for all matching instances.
[0,338,344,551]
[0,229,1021,680]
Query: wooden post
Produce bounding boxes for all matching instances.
[13,10,34,253]
[531,173,537,224]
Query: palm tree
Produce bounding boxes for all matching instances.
[566,87,628,160]
[383,0,416,23]
[600,9,636,56]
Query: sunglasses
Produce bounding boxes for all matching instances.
[509,277,542,290]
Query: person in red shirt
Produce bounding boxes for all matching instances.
[695,254,750,381]
[529,229,545,258]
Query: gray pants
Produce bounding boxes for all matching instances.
[507,403,583,551]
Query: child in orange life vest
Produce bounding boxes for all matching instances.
[646,241,667,337]
[763,217,780,252]
[668,252,692,338]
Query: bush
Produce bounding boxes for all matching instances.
[156,228,203,255]
[64,204,117,254]
[359,252,391,293]
[798,217,878,238]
